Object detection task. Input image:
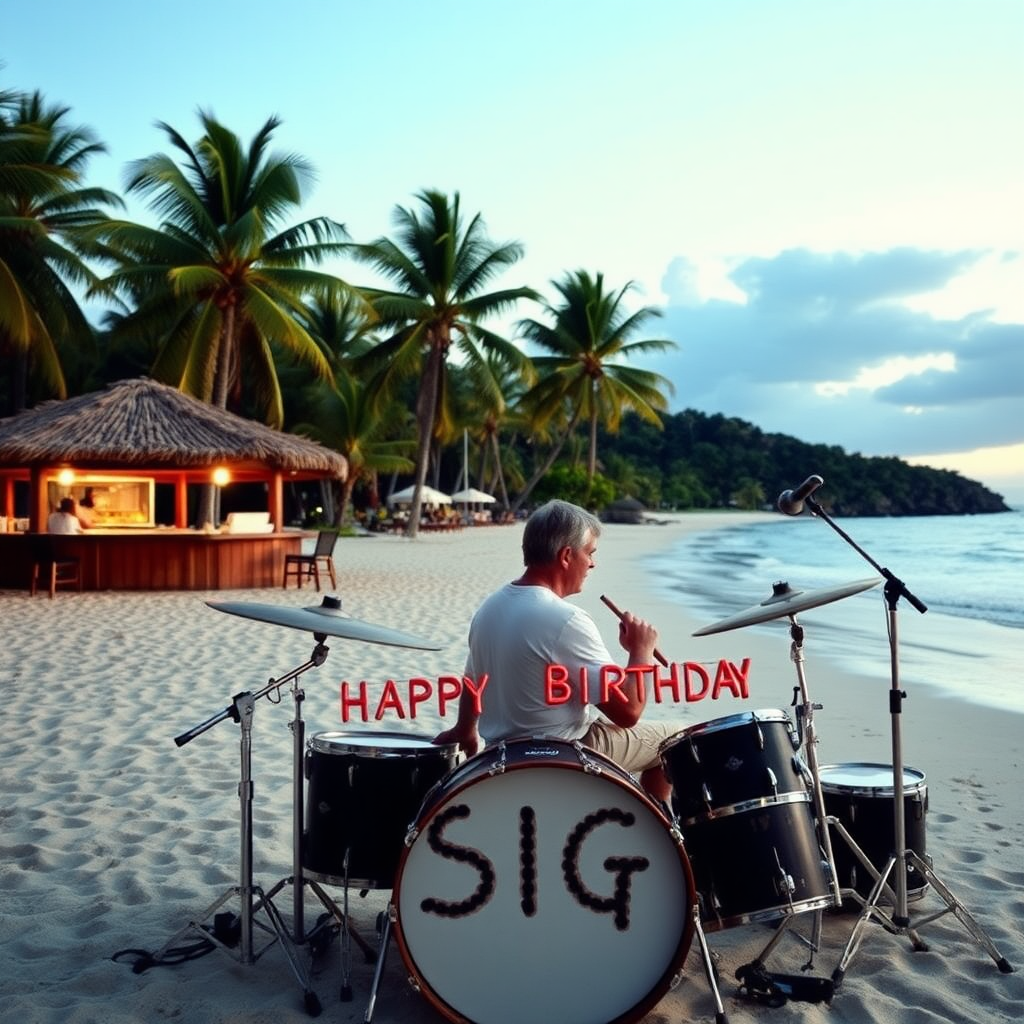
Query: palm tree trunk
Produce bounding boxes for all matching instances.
[197,307,237,527]
[489,432,510,508]
[587,400,599,482]
[405,337,445,538]
[334,475,356,528]
[509,407,583,515]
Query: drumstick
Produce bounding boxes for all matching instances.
[600,594,669,667]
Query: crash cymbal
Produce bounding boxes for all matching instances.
[692,577,882,636]
[207,595,442,650]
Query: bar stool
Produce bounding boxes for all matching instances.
[29,535,82,598]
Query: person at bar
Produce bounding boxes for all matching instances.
[48,497,84,534]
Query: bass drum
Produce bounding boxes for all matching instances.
[393,738,695,1024]
[819,762,929,905]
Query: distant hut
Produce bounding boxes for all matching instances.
[0,377,346,531]
[600,496,647,524]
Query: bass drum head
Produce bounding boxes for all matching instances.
[393,741,694,1024]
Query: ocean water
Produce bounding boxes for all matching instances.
[648,510,1024,715]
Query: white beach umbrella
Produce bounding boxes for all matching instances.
[386,484,453,507]
[450,487,496,504]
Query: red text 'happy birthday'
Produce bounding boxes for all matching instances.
[339,659,751,722]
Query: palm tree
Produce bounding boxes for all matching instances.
[95,112,351,427]
[513,270,676,508]
[0,90,121,413]
[456,351,533,510]
[347,189,537,537]
[294,370,415,528]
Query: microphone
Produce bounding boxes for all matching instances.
[777,475,823,516]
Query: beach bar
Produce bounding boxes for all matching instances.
[0,378,347,591]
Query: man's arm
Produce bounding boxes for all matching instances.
[596,611,658,727]
[433,682,481,756]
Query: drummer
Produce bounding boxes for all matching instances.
[434,499,678,802]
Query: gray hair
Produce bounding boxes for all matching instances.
[522,500,601,566]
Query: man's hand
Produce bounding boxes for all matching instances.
[617,611,659,665]
[434,723,480,758]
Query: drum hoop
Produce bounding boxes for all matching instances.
[680,790,812,827]
[662,708,794,749]
[392,740,698,1024]
[309,730,457,759]
[703,893,836,934]
[818,762,927,798]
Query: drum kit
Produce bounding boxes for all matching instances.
[148,487,1013,1024]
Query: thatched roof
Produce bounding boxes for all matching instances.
[0,377,347,478]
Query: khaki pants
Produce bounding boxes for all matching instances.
[580,720,680,777]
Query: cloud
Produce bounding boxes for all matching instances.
[649,248,1024,458]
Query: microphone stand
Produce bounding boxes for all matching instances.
[796,497,1014,987]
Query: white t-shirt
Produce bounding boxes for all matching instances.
[466,582,612,743]
[47,511,82,535]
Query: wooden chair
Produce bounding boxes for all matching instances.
[283,530,338,591]
[29,535,82,598]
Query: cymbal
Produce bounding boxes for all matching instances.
[692,577,882,636]
[207,595,442,650]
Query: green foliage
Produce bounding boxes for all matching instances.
[594,410,1009,516]
[532,464,616,511]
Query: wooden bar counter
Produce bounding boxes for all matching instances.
[0,529,305,592]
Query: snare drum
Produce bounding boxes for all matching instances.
[819,762,929,905]
[393,738,695,1024]
[303,731,457,889]
[660,709,806,823]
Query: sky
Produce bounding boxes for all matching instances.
[5,0,1023,502]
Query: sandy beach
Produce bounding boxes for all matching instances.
[1,512,1020,1024]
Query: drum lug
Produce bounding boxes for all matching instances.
[688,737,701,764]
[755,720,765,751]
[766,766,779,798]
[407,974,421,993]
[404,825,419,847]
[487,742,508,776]
[701,783,714,809]
[573,741,603,775]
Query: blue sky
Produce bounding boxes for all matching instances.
[5,0,1023,500]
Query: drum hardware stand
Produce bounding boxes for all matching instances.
[687,886,732,1023]
[793,496,1015,987]
[745,614,841,976]
[159,687,321,1015]
[254,638,384,1007]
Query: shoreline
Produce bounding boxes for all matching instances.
[1,513,1020,1024]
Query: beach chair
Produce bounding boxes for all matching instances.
[28,534,82,598]
[282,530,338,591]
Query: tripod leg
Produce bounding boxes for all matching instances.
[364,908,393,1023]
[690,903,729,1024]
[908,852,1015,973]
[832,855,899,989]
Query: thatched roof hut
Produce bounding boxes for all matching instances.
[0,378,346,531]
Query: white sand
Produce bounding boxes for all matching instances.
[1,513,1020,1024]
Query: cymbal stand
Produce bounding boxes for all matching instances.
[157,682,321,1015]
[796,497,1014,987]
